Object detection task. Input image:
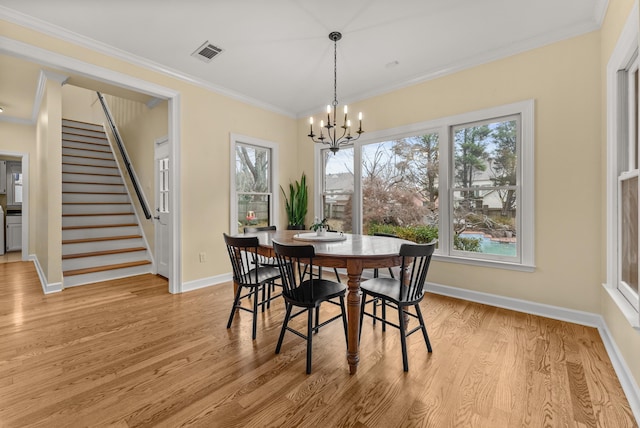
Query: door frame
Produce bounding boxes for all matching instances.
[0,151,29,262]
[154,136,170,278]
[0,36,182,293]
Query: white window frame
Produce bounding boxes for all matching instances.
[315,100,535,271]
[230,134,279,234]
[605,2,640,330]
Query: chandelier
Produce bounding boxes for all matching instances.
[308,31,364,153]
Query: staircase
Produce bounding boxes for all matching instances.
[61,119,152,287]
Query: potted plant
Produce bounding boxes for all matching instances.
[281,172,308,230]
[310,217,329,236]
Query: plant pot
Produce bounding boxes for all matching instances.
[287,225,306,230]
[316,228,327,236]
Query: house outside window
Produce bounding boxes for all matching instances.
[230,135,278,234]
[316,100,534,270]
[606,7,640,327]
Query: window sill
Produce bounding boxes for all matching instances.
[602,283,640,331]
[433,254,535,272]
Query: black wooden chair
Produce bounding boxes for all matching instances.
[223,233,282,340]
[359,241,436,371]
[368,232,399,329]
[272,240,348,374]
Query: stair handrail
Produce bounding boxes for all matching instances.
[96,92,152,220]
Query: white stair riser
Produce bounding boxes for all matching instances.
[62,164,118,175]
[63,264,153,288]
[62,155,116,168]
[62,120,104,132]
[62,140,111,152]
[63,204,133,215]
[62,182,126,193]
[62,237,145,255]
[62,132,108,145]
[63,193,129,204]
[62,147,114,160]
[62,251,149,271]
[62,214,137,227]
[62,173,123,185]
[62,225,140,240]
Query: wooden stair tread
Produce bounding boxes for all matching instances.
[63,260,151,277]
[62,235,142,244]
[62,138,110,148]
[62,223,137,230]
[62,145,112,154]
[62,171,120,177]
[62,181,123,186]
[63,191,126,195]
[63,162,117,169]
[62,131,107,140]
[62,212,132,217]
[63,202,130,205]
[62,247,147,260]
[62,154,115,161]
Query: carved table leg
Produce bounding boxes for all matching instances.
[346,259,363,375]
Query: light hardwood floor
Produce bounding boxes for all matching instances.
[0,250,22,264]
[0,261,636,427]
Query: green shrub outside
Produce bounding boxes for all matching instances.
[367,222,480,251]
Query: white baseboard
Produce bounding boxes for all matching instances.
[29,254,62,294]
[181,272,232,293]
[427,281,640,423]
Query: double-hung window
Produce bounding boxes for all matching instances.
[230,135,278,234]
[316,100,534,270]
[606,6,640,327]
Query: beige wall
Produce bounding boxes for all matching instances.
[599,0,640,391]
[103,94,169,254]
[34,78,63,284]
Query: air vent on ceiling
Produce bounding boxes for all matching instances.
[191,41,224,63]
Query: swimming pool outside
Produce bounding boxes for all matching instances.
[459,232,517,257]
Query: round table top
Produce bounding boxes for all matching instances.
[243,229,409,259]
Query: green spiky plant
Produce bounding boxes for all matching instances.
[281,172,308,228]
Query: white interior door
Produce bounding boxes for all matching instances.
[154,138,171,278]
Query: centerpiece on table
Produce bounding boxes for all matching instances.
[310,217,329,236]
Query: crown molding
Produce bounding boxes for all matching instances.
[299,19,603,117]
[0,5,296,119]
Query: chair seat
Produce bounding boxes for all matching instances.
[284,279,346,307]
[237,266,281,286]
[362,277,423,305]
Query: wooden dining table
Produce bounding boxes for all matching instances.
[241,229,409,375]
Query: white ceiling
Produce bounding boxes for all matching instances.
[0,0,607,118]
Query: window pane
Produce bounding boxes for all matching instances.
[361,134,439,239]
[236,144,270,193]
[453,119,517,188]
[452,190,517,256]
[452,118,518,258]
[237,194,270,233]
[621,176,639,295]
[324,148,354,232]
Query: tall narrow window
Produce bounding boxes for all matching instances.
[230,135,278,234]
[606,6,640,324]
[617,55,640,311]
